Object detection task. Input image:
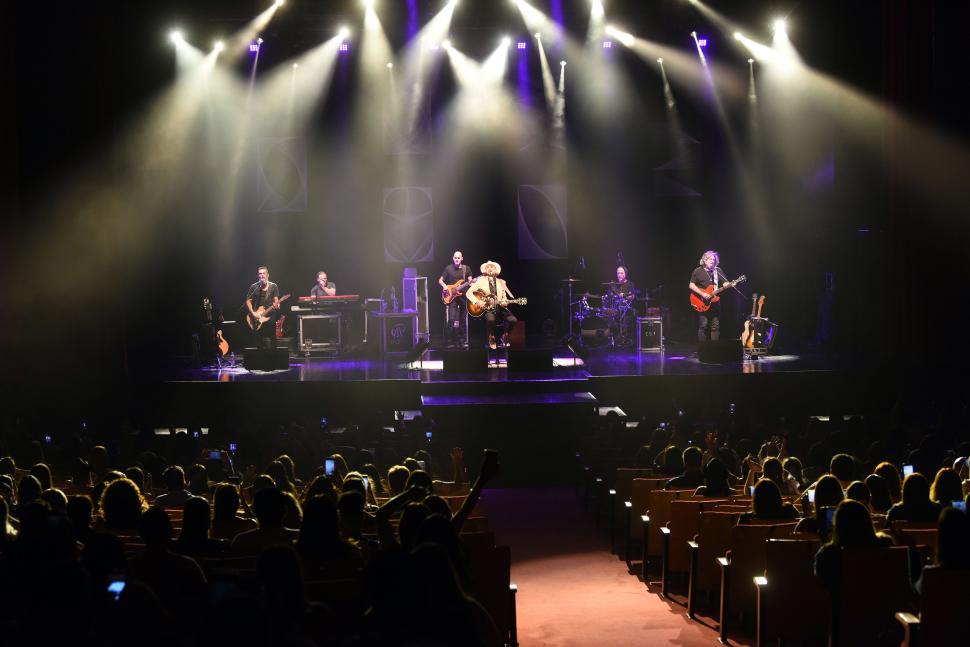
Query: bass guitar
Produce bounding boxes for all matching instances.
[467,289,528,318]
[441,278,473,305]
[247,294,291,331]
[690,275,746,312]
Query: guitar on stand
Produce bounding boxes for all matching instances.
[690,275,746,312]
[467,290,528,317]
[741,294,761,348]
[246,294,291,330]
[740,294,778,358]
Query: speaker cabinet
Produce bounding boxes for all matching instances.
[443,349,488,373]
[243,348,290,371]
[698,340,743,364]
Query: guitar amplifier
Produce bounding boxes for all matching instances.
[368,311,418,354]
[637,317,663,352]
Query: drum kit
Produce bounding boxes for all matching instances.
[562,278,652,347]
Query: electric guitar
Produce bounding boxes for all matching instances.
[741,294,764,348]
[246,294,291,331]
[441,278,473,304]
[690,275,746,312]
[467,289,528,318]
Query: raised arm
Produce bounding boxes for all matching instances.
[452,450,499,532]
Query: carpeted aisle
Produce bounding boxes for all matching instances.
[478,487,735,647]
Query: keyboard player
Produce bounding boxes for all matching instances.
[310,271,336,297]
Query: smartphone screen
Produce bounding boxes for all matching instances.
[952,501,966,512]
[209,451,222,461]
[903,464,914,477]
[107,580,126,601]
[825,508,836,529]
[807,489,816,504]
[325,459,335,476]
[362,476,370,493]
[228,442,237,452]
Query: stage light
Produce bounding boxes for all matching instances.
[292,62,299,68]
[257,37,264,44]
[501,35,511,47]
[734,31,742,40]
[534,32,541,39]
[274,0,285,7]
[339,42,350,52]
[169,29,183,44]
[748,58,754,64]
[772,18,787,34]
[214,40,225,52]
[657,57,663,64]
[697,38,707,47]
[337,26,350,39]
[602,40,613,48]
[560,60,566,66]
[442,39,452,49]
[362,0,375,9]
[517,41,527,50]
[386,62,394,68]
[691,31,697,38]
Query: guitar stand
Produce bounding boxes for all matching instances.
[215,353,237,369]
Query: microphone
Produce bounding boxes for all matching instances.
[579,256,586,270]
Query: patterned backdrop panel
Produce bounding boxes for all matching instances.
[517,184,568,260]
[383,186,434,263]
[257,137,307,213]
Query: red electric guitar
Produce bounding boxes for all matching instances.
[690,275,746,312]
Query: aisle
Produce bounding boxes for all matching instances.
[478,487,729,647]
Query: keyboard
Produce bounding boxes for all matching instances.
[292,295,362,311]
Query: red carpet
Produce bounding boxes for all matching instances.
[479,488,749,647]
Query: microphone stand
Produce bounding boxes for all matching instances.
[715,267,747,298]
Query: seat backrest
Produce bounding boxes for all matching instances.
[695,511,740,592]
[726,523,797,618]
[646,489,693,558]
[464,536,512,643]
[918,567,970,646]
[629,478,668,540]
[833,546,914,647]
[666,499,728,573]
[761,539,828,640]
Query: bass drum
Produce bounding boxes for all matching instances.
[580,315,611,346]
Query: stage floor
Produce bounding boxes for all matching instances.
[162,341,843,384]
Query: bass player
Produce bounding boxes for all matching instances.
[439,251,473,349]
[245,266,282,349]
[467,260,517,350]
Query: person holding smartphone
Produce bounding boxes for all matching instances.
[813,499,894,593]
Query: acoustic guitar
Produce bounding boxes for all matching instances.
[246,294,291,330]
[690,275,746,312]
[441,278,473,304]
[467,289,528,318]
[216,330,230,356]
[741,294,764,348]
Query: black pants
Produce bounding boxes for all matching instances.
[486,308,517,340]
[446,300,467,345]
[253,318,277,349]
[697,312,720,341]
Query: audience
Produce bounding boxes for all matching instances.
[153,466,193,509]
[887,473,942,525]
[739,479,799,524]
[814,499,894,592]
[231,487,299,555]
[664,446,705,490]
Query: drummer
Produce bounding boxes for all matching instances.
[610,266,636,306]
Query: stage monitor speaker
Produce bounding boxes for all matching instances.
[507,348,553,371]
[698,339,743,364]
[244,347,289,371]
[443,349,487,373]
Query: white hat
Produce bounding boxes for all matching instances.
[480,260,501,275]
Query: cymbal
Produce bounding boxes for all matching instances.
[582,292,602,299]
[601,281,622,285]
[560,277,583,283]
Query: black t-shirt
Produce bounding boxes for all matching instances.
[612,280,636,297]
[441,264,471,287]
[247,282,280,313]
[691,266,716,289]
[310,282,336,297]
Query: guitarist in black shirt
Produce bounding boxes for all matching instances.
[439,251,472,349]
[689,250,723,342]
[245,266,282,349]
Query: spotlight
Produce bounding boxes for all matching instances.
[274,0,285,7]
[249,42,259,53]
[697,38,707,47]
[657,57,663,64]
[517,41,527,50]
[691,31,697,38]
[772,18,787,34]
[442,39,452,49]
[293,63,299,69]
[214,40,225,52]
[602,40,613,49]
[168,29,183,44]
[501,35,511,47]
[337,26,350,39]
[733,31,742,40]
[386,62,394,68]
[257,37,264,44]
[747,58,754,64]
[362,0,375,9]
[339,42,350,52]
[534,32,541,39]
[560,60,566,66]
